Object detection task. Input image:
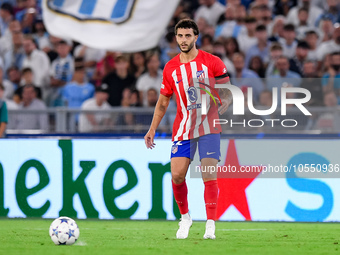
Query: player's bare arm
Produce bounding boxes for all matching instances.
[144,94,171,149]
[218,84,233,115]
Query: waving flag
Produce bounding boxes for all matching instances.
[42,0,180,52]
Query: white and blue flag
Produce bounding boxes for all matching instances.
[42,0,180,52]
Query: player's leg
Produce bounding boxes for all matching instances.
[198,134,220,239]
[170,140,196,239]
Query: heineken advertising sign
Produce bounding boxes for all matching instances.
[1,139,340,222]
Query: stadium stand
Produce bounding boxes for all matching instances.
[0,0,339,136]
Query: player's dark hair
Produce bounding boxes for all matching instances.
[175,19,199,36]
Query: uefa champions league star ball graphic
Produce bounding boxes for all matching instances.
[49,216,79,245]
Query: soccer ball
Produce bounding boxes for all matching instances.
[49,216,80,245]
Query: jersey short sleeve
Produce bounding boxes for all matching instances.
[212,55,230,84]
[160,66,174,97]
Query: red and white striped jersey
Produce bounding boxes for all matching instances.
[160,50,229,141]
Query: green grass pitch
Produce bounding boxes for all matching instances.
[0,219,339,255]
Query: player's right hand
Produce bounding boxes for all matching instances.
[144,129,156,149]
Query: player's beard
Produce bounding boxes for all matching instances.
[178,40,195,53]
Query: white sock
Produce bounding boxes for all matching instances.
[182,213,191,220]
[206,219,215,226]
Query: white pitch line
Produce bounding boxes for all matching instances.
[219,229,267,231]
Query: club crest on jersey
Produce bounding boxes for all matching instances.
[187,86,198,103]
[196,70,205,81]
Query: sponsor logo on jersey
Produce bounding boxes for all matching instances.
[187,103,202,111]
[187,86,198,103]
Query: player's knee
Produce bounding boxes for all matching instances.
[172,172,185,184]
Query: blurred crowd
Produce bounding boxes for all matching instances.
[0,0,339,135]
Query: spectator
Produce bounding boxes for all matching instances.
[136,52,162,106]
[19,67,42,99]
[50,39,74,88]
[200,34,214,52]
[194,0,225,27]
[295,7,311,40]
[258,5,273,28]
[73,44,106,81]
[266,43,284,77]
[319,15,335,43]
[289,40,310,77]
[22,34,50,96]
[78,83,112,133]
[135,88,158,128]
[323,91,338,107]
[245,24,271,68]
[218,5,246,39]
[0,66,14,99]
[237,16,257,54]
[315,0,340,26]
[16,84,48,130]
[322,52,340,104]
[15,0,41,34]
[92,51,115,87]
[0,2,14,37]
[249,56,266,78]
[286,0,323,27]
[274,0,297,16]
[20,67,34,86]
[314,91,340,132]
[49,39,74,106]
[102,54,136,106]
[0,84,8,137]
[129,89,142,107]
[259,90,273,107]
[231,52,264,102]
[212,40,235,77]
[6,66,20,88]
[159,94,177,132]
[267,56,301,89]
[224,37,240,60]
[300,61,323,106]
[268,15,285,42]
[4,31,25,72]
[316,26,340,65]
[0,19,21,60]
[32,19,50,51]
[160,32,180,68]
[305,29,319,61]
[279,24,298,58]
[43,35,60,63]
[61,60,95,108]
[130,51,147,79]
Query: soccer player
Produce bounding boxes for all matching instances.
[144,19,232,239]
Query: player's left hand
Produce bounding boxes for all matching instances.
[218,98,230,115]
[144,129,156,149]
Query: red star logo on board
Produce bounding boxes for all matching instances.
[216,140,263,220]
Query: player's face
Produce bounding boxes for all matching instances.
[176,28,198,53]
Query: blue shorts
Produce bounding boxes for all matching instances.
[170,133,221,161]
